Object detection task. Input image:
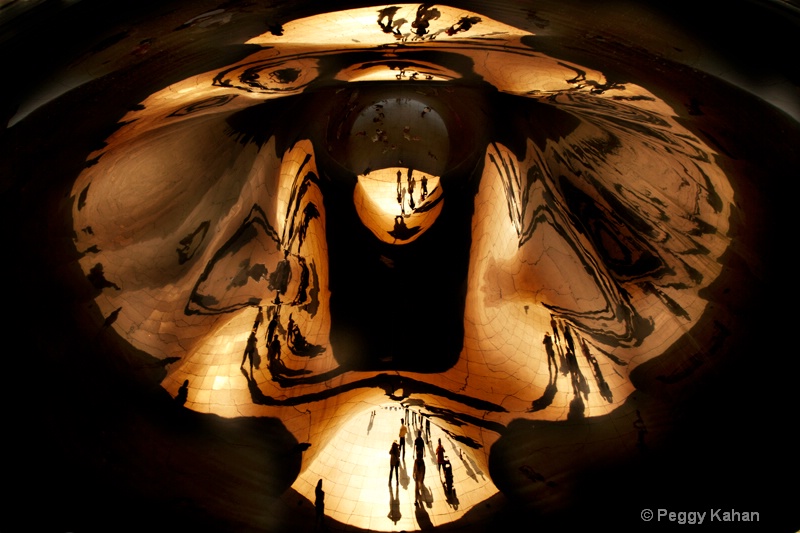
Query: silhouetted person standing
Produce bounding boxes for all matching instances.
[252,305,264,332]
[287,313,296,344]
[550,315,561,343]
[266,310,279,342]
[174,379,189,406]
[241,331,258,374]
[543,332,558,373]
[398,419,408,460]
[436,438,445,473]
[564,323,576,354]
[267,336,281,378]
[315,479,325,529]
[414,431,425,459]
[389,441,400,484]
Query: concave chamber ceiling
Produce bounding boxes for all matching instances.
[70,0,733,480]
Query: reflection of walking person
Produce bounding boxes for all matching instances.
[252,305,264,332]
[543,332,557,373]
[174,379,189,406]
[398,419,408,460]
[436,438,445,473]
[413,455,426,505]
[266,310,278,342]
[315,479,325,529]
[287,313,295,344]
[241,331,258,374]
[267,336,281,377]
[389,441,400,484]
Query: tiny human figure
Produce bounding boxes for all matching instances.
[414,431,424,460]
[174,379,189,406]
[425,416,430,439]
[315,479,325,529]
[389,440,400,484]
[413,454,426,505]
[543,332,558,373]
[252,305,264,332]
[266,336,281,378]
[266,310,279,342]
[550,315,561,342]
[436,438,445,473]
[398,419,408,460]
[287,313,295,345]
[564,323,576,354]
[241,330,258,374]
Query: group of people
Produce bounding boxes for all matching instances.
[395,168,430,216]
[389,416,448,506]
[239,305,287,379]
[312,408,451,529]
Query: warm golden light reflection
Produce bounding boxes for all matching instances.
[245,5,527,46]
[354,168,443,244]
[334,62,457,83]
[291,403,498,531]
[68,3,737,527]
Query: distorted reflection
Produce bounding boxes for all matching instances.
[70,4,733,528]
[355,166,443,244]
